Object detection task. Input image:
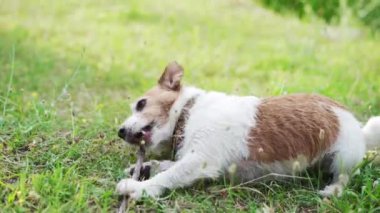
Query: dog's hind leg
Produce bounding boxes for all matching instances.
[319,108,366,197]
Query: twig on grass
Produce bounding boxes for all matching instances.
[211,173,310,194]
[118,143,145,213]
[2,45,15,117]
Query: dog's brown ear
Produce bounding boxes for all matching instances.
[158,61,184,91]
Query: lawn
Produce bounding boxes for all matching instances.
[1,0,380,212]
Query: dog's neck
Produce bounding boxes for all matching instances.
[171,97,197,159]
[168,86,203,159]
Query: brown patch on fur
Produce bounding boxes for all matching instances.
[134,61,185,127]
[248,94,344,163]
[158,61,183,91]
[140,86,180,126]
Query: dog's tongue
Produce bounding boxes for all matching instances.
[142,131,152,143]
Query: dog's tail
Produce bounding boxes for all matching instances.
[362,116,380,150]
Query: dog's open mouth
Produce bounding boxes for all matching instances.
[119,122,155,145]
[142,131,152,143]
[141,123,154,144]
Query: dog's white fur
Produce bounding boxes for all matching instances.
[117,65,380,200]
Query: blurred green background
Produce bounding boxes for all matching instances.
[261,0,380,30]
[1,0,380,212]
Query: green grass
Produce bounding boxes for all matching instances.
[1,0,380,212]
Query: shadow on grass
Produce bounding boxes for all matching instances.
[0,27,82,96]
[0,27,131,211]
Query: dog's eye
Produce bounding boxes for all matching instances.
[136,99,147,111]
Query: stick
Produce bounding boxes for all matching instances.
[118,142,146,213]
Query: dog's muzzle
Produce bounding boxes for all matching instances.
[118,124,153,145]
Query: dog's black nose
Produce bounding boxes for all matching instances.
[118,128,127,139]
[118,127,143,144]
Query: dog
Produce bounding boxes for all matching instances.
[116,61,380,200]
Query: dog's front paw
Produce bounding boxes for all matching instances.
[116,179,162,200]
[116,179,144,199]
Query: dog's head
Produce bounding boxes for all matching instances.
[118,62,184,150]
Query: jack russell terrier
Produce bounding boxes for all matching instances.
[116,61,380,200]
